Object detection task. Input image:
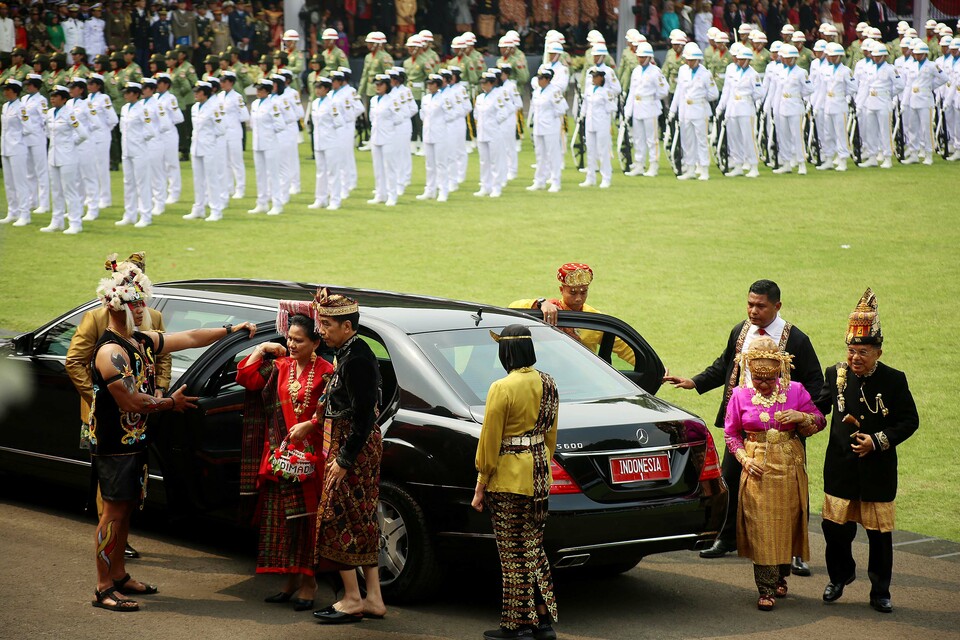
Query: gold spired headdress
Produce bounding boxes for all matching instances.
[846,287,882,346]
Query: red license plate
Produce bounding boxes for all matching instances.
[609,454,671,484]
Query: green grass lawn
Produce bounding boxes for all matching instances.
[1,140,958,541]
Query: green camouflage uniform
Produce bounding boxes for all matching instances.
[358,48,393,97]
[707,48,733,90]
[284,48,304,91]
[617,48,639,92]
[170,60,198,108]
[750,47,771,74]
[848,40,864,67]
[662,47,683,94]
[795,47,814,71]
[404,52,431,100]
[320,46,348,77]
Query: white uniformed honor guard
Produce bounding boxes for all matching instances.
[278,70,304,199]
[579,67,618,188]
[367,73,403,206]
[717,46,763,177]
[624,42,668,177]
[68,77,103,221]
[417,74,458,202]
[84,74,118,214]
[219,71,250,198]
[184,81,227,221]
[527,66,567,192]
[901,41,946,164]
[1,79,30,227]
[117,82,155,228]
[45,84,88,233]
[815,42,858,171]
[155,74,184,204]
[474,71,510,198]
[140,78,166,216]
[22,75,50,216]
[308,76,345,211]
[669,42,719,180]
[771,44,814,174]
[445,67,472,190]
[330,69,359,200]
[248,79,286,215]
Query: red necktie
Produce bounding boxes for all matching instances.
[758,328,767,335]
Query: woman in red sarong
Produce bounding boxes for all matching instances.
[237,304,334,612]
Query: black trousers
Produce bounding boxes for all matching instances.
[177,108,193,157]
[718,435,809,546]
[110,125,122,169]
[822,519,893,599]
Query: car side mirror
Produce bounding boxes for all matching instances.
[13,333,34,356]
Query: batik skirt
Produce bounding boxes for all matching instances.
[257,480,317,575]
[486,491,559,631]
[314,417,382,569]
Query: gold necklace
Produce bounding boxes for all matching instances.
[751,384,786,424]
[288,353,317,417]
[860,384,889,416]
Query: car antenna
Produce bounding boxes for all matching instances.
[472,308,483,326]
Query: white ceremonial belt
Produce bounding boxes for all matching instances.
[502,434,545,447]
[412,82,425,88]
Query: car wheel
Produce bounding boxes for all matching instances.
[361,481,441,603]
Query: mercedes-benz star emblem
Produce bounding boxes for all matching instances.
[636,428,649,445]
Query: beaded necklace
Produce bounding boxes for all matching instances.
[288,353,317,417]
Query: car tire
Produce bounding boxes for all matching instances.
[365,481,442,603]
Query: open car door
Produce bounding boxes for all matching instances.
[515,309,665,396]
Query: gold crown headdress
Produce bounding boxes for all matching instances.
[97,253,152,312]
[313,287,359,317]
[846,287,882,346]
[557,262,594,287]
[738,338,794,387]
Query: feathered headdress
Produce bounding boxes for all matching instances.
[96,253,152,311]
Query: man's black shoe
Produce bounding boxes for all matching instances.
[822,574,855,602]
[699,539,736,558]
[483,627,533,639]
[870,597,893,613]
[124,543,140,559]
[532,622,557,640]
[791,556,811,576]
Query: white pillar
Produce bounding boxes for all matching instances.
[913,0,929,31]
[617,0,632,57]
[284,0,304,35]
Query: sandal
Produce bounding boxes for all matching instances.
[757,595,775,611]
[775,579,788,598]
[93,587,140,612]
[113,573,159,595]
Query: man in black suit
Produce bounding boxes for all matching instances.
[664,279,824,574]
[815,289,918,614]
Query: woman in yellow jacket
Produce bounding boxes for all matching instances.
[472,324,560,640]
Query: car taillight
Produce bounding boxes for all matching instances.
[550,459,582,495]
[698,432,722,481]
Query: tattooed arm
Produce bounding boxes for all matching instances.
[95,344,198,414]
[143,322,258,356]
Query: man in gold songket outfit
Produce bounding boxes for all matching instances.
[815,288,919,614]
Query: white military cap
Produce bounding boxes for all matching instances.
[89,72,104,81]
[592,43,609,56]
[282,29,300,41]
[142,76,157,85]
[546,42,564,54]
[716,31,730,43]
[781,24,795,35]
[221,70,237,79]
[670,32,688,45]
[791,31,806,42]
[738,23,753,35]
[736,47,754,60]
[374,73,391,82]
[770,40,783,53]
[750,30,767,43]
[780,44,799,58]
[813,39,827,52]
[193,81,212,89]
[821,23,838,36]
[418,29,434,41]
[637,42,654,57]
[3,78,22,87]
[626,28,641,42]
[682,42,703,59]
[707,26,720,39]
[587,29,605,43]
[825,42,845,56]
[940,35,954,47]
[925,19,938,29]
[904,27,918,38]
[855,21,868,33]
[322,28,338,39]
[896,20,909,35]
[912,41,930,54]
[405,35,423,47]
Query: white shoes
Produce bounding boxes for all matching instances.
[642,164,658,177]
[288,186,300,196]
[63,225,82,235]
[247,205,267,214]
[947,150,960,161]
[772,165,792,174]
[151,207,164,216]
[578,180,595,187]
[385,198,397,207]
[599,180,610,189]
[134,219,151,228]
[437,194,448,202]
[745,166,759,178]
[116,217,135,225]
[489,190,501,198]
[923,156,933,166]
[725,167,744,177]
[182,211,205,220]
[367,197,385,204]
[901,153,918,165]
[697,169,709,181]
[858,158,878,168]
[12,217,31,227]
[797,163,807,175]
[547,184,561,193]
[677,171,696,180]
[0,215,15,224]
[231,192,244,199]
[205,213,222,222]
[40,223,63,232]
[307,201,326,209]
[816,162,832,171]
[473,190,489,197]
[526,184,544,191]
[880,157,893,169]
[835,159,848,172]
[266,207,282,215]
[625,166,645,176]
[32,207,49,214]
[165,196,178,205]
[415,192,434,200]
[327,202,341,211]
[82,213,98,222]
[506,172,517,181]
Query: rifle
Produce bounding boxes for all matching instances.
[712,112,729,174]
[664,114,683,176]
[756,104,769,165]
[935,97,949,159]
[847,103,862,164]
[616,94,633,173]
[768,112,779,170]
[569,78,587,170]
[804,105,822,166]
[893,102,905,161]
[355,111,370,149]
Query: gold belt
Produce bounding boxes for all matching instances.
[827,91,835,97]
[745,429,797,443]
[502,434,544,447]
[782,92,792,98]
[912,87,919,93]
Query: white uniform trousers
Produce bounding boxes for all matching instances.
[586,129,612,183]
[162,135,182,202]
[681,118,711,169]
[372,142,398,202]
[121,156,153,223]
[278,140,298,201]
[254,148,283,209]
[820,112,851,160]
[191,154,225,217]
[776,113,804,164]
[505,120,519,178]
[94,139,112,208]
[862,109,893,158]
[631,116,660,170]
[423,140,449,198]
[226,128,245,195]
[905,106,933,155]
[76,140,100,217]
[726,115,759,167]
[2,155,29,221]
[49,163,83,228]
[492,136,508,189]
[452,119,468,186]
[344,138,357,193]
[949,103,960,150]
[399,121,413,190]
[25,143,49,211]
[856,108,877,158]
[532,133,561,187]
[477,140,503,194]
[148,141,167,213]
[313,148,342,207]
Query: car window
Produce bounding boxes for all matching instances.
[558,324,636,371]
[157,298,275,370]
[33,310,85,357]
[411,326,638,405]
